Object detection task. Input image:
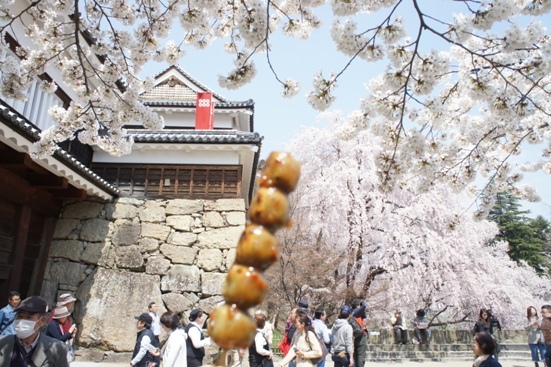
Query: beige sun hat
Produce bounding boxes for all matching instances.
[52,306,71,319]
[56,293,76,307]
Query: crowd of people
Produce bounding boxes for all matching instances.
[1,291,551,367]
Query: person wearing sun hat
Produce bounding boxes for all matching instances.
[0,295,69,367]
[45,306,77,363]
[45,306,77,343]
[48,293,77,335]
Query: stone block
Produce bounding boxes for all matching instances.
[201,272,226,296]
[75,349,105,363]
[115,246,143,269]
[196,249,223,271]
[146,257,171,275]
[48,261,87,286]
[76,268,161,351]
[198,296,224,314]
[168,232,197,246]
[183,292,200,305]
[225,212,246,226]
[225,249,236,268]
[109,203,138,220]
[111,222,141,246]
[80,219,110,242]
[138,238,160,253]
[116,198,144,206]
[161,265,201,292]
[40,280,58,306]
[204,199,245,212]
[141,223,171,241]
[166,215,194,231]
[63,202,104,219]
[166,199,203,215]
[202,212,225,228]
[160,244,197,265]
[139,205,166,223]
[80,242,111,265]
[49,240,85,261]
[197,226,244,249]
[161,293,195,314]
[53,219,79,239]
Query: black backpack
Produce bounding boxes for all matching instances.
[348,317,363,338]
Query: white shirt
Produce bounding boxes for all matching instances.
[254,329,272,356]
[262,321,274,344]
[150,312,161,337]
[188,321,211,348]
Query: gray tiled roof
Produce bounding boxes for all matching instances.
[142,99,255,109]
[130,130,263,144]
[0,101,120,195]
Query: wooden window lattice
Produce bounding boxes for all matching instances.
[91,164,242,199]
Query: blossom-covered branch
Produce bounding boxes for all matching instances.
[0,0,550,200]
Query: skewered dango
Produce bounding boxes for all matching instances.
[248,187,290,229]
[207,152,300,362]
[207,303,256,349]
[258,152,301,193]
[235,224,279,271]
[222,264,268,309]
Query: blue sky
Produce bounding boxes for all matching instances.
[141,2,551,218]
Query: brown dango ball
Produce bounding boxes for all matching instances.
[222,264,268,309]
[207,303,256,349]
[249,187,289,229]
[258,151,301,193]
[235,224,279,270]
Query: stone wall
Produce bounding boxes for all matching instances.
[41,197,246,352]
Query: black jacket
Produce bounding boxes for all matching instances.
[478,356,502,367]
[132,328,158,367]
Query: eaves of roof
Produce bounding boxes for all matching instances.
[142,99,255,109]
[0,100,120,197]
[130,130,264,145]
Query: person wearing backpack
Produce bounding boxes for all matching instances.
[313,308,331,367]
[349,300,367,367]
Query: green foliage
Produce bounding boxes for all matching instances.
[488,192,549,272]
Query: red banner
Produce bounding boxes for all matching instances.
[195,92,214,130]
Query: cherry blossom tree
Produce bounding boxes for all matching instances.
[268,115,551,328]
[1,0,551,202]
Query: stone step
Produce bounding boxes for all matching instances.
[366,343,530,352]
[363,349,532,363]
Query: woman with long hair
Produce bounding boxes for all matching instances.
[472,332,502,367]
[473,309,491,334]
[526,306,546,367]
[278,314,322,367]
